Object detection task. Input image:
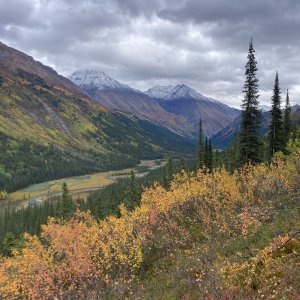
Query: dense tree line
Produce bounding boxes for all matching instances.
[196,119,222,172]
[0,131,138,192]
[221,40,296,169]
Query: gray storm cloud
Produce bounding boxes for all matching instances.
[0,0,300,107]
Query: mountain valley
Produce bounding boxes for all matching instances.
[0,42,195,192]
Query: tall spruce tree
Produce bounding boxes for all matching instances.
[207,139,213,171]
[225,131,240,171]
[268,72,284,157]
[204,136,209,168]
[283,89,292,146]
[213,150,223,170]
[240,39,261,164]
[59,183,76,218]
[125,170,139,211]
[198,119,205,169]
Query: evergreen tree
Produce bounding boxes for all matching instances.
[225,132,240,171]
[162,168,168,189]
[2,232,22,257]
[240,39,261,164]
[59,183,75,218]
[179,159,186,172]
[283,89,293,146]
[204,136,209,168]
[125,170,139,210]
[213,150,223,170]
[163,158,174,189]
[268,72,284,157]
[207,139,213,171]
[198,119,205,169]
[129,170,139,205]
[167,158,174,182]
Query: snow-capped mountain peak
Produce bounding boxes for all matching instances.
[145,84,218,103]
[145,85,174,99]
[68,70,132,91]
[166,84,201,100]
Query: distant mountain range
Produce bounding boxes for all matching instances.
[69,70,240,137]
[69,71,193,137]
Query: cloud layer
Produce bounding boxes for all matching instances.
[1,0,300,107]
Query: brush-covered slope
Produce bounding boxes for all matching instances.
[0,143,299,299]
[69,71,193,137]
[0,42,195,192]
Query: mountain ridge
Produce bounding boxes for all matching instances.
[69,70,136,92]
[70,70,240,137]
[69,70,194,137]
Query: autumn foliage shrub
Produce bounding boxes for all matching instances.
[0,145,299,299]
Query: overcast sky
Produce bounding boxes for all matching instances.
[1,0,300,107]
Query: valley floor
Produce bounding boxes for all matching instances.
[2,159,164,210]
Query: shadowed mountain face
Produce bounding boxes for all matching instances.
[0,42,195,191]
[211,105,300,149]
[292,106,300,125]
[69,71,240,138]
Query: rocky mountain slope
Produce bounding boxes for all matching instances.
[70,71,240,138]
[0,42,195,192]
